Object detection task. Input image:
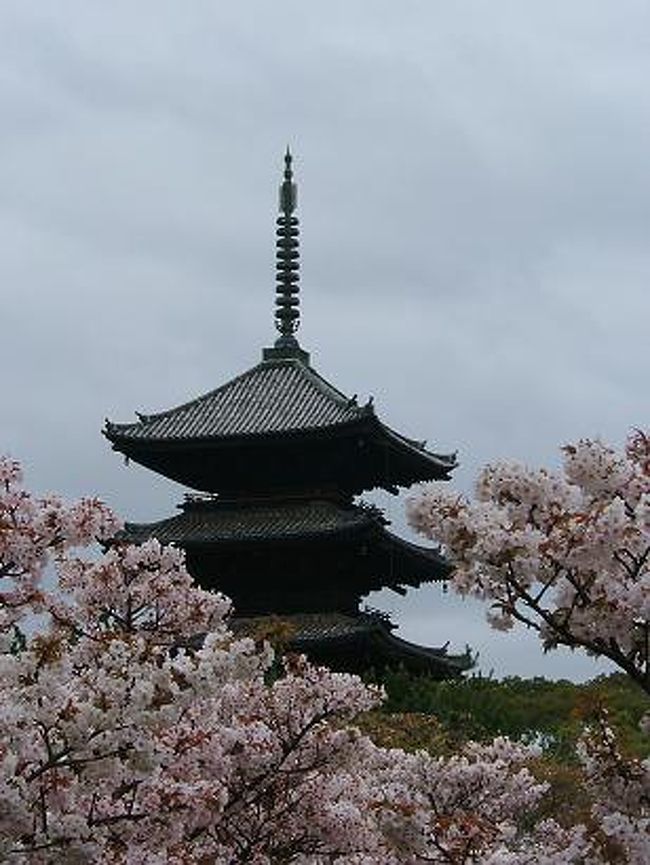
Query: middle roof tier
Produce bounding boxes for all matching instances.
[122,496,449,615]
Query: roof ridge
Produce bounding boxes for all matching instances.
[292,361,371,414]
[106,355,371,434]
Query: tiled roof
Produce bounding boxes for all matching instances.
[106,358,371,442]
[230,612,473,675]
[231,612,375,642]
[123,499,376,545]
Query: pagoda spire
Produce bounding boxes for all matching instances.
[274,147,301,347]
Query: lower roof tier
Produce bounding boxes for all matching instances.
[122,498,450,613]
[104,356,456,495]
[230,612,473,679]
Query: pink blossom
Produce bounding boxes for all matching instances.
[408,431,650,696]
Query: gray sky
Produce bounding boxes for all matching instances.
[2,1,648,680]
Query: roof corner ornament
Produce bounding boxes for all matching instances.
[274,147,300,348]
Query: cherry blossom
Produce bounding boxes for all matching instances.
[407,430,650,694]
[0,455,646,862]
[408,429,650,862]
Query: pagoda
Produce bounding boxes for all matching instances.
[104,151,470,678]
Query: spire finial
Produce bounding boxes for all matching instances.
[274,148,300,344]
[279,147,296,214]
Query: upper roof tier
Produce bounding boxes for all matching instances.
[109,355,365,441]
[104,151,457,495]
[104,353,456,494]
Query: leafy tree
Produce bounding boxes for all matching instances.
[368,671,649,762]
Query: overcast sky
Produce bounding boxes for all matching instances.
[2,1,648,680]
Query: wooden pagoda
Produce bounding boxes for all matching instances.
[104,151,470,678]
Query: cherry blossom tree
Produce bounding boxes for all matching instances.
[407,430,650,695]
[0,453,644,862]
[407,430,650,862]
[0,456,387,862]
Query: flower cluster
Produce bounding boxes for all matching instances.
[407,431,650,692]
[576,711,650,864]
[0,456,121,642]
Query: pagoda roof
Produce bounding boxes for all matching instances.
[230,612,472,678]
[122,498,449,596]
[106,357,370,441]
[123,498,375,545]
[104,355,456,493]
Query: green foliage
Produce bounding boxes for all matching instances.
[371,670,649,760]
[356,711,455,756]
